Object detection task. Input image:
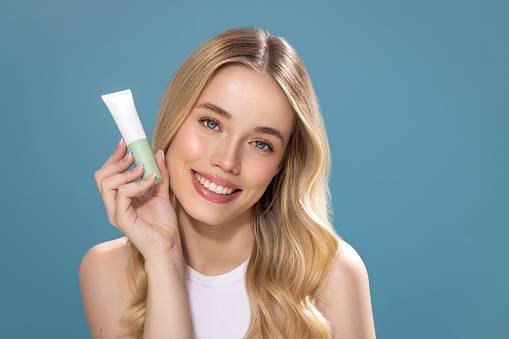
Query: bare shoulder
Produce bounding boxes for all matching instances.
[80,237,130,286]
[316,238,376,339]
[79,236,133,339]
[332,239,369,281]
[81,236,128,265]
[316,239,370,303]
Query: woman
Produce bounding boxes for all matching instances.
[80,27,376,339]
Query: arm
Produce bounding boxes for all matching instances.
[142,247,193,338]
[84,141,193,338]
[316,240,376,339]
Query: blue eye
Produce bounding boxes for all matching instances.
[252,140,274,152]
[206,120,218,130]
[199,118,221,131]
[254,141,267,149]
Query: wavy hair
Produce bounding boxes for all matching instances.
[120,27,340,338]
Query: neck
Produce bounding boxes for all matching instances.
[177,206,254,276]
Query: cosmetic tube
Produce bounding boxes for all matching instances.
[101,89,162,185]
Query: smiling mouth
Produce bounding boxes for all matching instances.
[193,171,241,195]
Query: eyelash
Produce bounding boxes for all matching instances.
[252,139,274,152]
[197,117,275,153]
[198,117,222,131]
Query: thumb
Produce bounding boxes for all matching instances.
[151,150,170,198]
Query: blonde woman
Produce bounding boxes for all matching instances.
[80,28,376,339]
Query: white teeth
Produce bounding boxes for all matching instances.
[203,179,210,189]
[194,172,236,195]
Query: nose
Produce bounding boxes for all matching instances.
[210,138,241,175]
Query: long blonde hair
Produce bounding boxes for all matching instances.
[120,27,340,338]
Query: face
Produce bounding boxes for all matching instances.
[166,65,294,226]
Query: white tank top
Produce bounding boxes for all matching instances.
[187,259,251,339]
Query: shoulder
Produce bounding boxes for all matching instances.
[317,239,370,306]
[330,239,369,284]
[79,237,133,338]
[316,239,376,338]
[80,236,129,283]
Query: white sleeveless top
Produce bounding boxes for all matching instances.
[187,259,251,339]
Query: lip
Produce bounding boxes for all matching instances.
[192,170,241,190]
[191,170,242,204]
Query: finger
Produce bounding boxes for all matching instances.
[100,164,146,225]
[101,138,128,169]
[95,151,135,195]
[151,150,170,198]
[115,170,157,229]
[94,138,128,193]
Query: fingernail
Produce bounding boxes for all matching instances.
[145,173,156,181]
[133,164,144,172]
[123,152,132,162]
[159,150,165,161]
[117,138,124,149]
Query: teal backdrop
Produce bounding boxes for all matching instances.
[1,1,507,338]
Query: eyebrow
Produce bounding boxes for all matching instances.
[196,102,233,121]
[195,102,284,142]
[252,126,284,142]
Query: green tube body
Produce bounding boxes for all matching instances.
[128,138,162,184]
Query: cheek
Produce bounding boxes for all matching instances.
[167,125,207,170]
[178,130,204,155]
[245,157,281,189]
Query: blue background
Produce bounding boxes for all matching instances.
[1,1,508,338]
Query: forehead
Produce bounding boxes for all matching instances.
[195,65,295,139]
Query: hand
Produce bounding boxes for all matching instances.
[94,139,181,262]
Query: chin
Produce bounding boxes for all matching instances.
[179,202,239,226]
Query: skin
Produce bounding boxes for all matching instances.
[166,65,294,275]
[80,65,376,338]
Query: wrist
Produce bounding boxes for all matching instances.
[144,248,187,283]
